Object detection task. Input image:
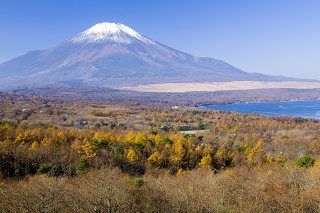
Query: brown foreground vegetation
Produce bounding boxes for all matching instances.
[1,166,320,213]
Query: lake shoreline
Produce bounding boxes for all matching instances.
[198,99,320,120]
[197,97,320,108]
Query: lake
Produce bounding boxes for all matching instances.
[202,99,320,120]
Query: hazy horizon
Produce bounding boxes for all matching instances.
[1,0,320,80]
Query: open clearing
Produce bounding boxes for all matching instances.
[121,81,320,93]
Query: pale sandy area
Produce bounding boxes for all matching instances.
[121,81,320,93]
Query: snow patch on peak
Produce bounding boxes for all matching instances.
[87,23,139,37]
[71,22,154,44]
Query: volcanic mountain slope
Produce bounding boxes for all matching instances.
[0,22,296,89]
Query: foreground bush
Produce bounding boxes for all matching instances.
[295,155,315,168]
[1,166,320,212]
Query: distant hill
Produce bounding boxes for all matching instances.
[0,22,305,89]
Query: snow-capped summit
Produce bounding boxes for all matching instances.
[71,22,154,44]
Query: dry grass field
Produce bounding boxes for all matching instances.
[122,81,320,92]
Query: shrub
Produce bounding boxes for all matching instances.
[130,177,144,187]
[76,159,89,175]
[36,163,52,175]
[51,164,64,177]
[295,155,315,168]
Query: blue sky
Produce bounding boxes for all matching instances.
[0,0,319,79]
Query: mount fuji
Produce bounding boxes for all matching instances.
[0,22,297,89]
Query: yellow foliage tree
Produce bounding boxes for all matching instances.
[124,132,135,143]
[153,134,163,147]
[170,137,185,166]
[199,154,212,169]
[80,138,96,159]
[93,132,107,141]
[30,141,39,150]
[147,151,163,166]
[246,138,266,166]
[0,139,11,147]
[126,148,139,163]
[266,155,275,164]
[56,131,67,143]
[15,131,33,144]
[135,132,147,144]
[40,137,53,147]
[176,168,184,176]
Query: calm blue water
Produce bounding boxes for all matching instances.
[202,100,320,120]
